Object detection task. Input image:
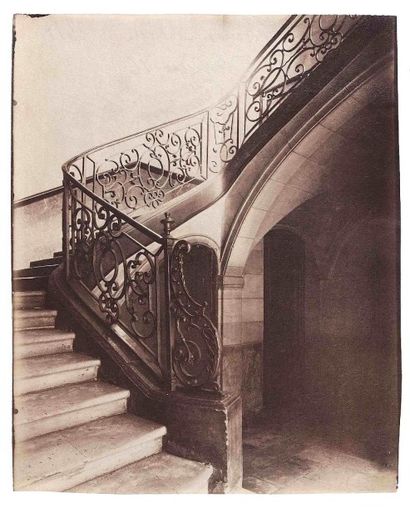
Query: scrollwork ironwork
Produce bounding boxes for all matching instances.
[94,121,203,213]
[64,16,361,218]
[170,240,221,391]
[69,185,159,343]
[208,94,238,173]
[243,15,359,139]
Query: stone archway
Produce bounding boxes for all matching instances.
[221,60,395,280]
[219,60,398,448]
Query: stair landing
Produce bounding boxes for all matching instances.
[70,452,213,494]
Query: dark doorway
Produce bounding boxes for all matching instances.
[263,228,306,423]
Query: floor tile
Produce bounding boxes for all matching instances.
[243,417,397,494]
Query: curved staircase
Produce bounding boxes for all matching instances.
[13,271,212,493]
[12,15,394,493]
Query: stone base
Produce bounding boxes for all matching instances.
[165,390,243,492]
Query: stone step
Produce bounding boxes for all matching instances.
[14,414,167,492]
[13,290,47,310]
[13,274,49,292]
[30,257,62,268]
[14,381,130,441]
[14,353,101,395]
[70,451,212,494]
[14,264,58,278]
[14,309,58,330]
[14,329,75,359]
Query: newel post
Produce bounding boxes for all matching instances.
[161,212,176,391]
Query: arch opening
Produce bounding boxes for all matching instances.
[219,60,400,493]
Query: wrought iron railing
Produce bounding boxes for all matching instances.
[64,15,362,217]
[62,14,364,393]
[63,170,221,391]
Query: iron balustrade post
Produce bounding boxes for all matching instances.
[161,212,176,391]
[237,81,246,148]
[62,173,70,281]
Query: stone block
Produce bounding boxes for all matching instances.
[243,274,263,299]
[242,298,263,323]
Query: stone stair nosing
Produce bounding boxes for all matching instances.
[13,275,50,292]
[14,308,58,330]
[70,451,213,494]
[13,290,47,310]
[14,380,130,441]
[14,353,101,395]
[14,329,75,359]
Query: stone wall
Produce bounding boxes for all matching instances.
[222,240,264,419]
[262,182,400,466]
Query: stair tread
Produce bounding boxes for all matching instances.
[71,452,212,493]
[14,381,130,425]
[15,328,75,345]
[14,413,166,489]
[14,290,46,297]
[31,256,61,266]
[13,276,50,291]
[14,275,49,281]
[14,309,57,319]
[14,265,58,276]
[14,353,100,379]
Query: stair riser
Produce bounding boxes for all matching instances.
[14,398,128,442]
[14,316,56,330]
[13,277,49,291]
[15,266,58,278]
[31,257,62,268]
[14,366,99,395]
[14,339,74,359]
[20,437,163,492]
[14,295,47,310]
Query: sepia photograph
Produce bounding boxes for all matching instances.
[6,1,406,499]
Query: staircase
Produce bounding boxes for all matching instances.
[13,251,63,291]
[13,262,213,493]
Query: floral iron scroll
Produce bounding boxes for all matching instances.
[170,240,221,391]
[65,172,222,389]
[94,121,204,213]
[243,15,360,140]
[67,176,163,366]
[65,15,362,217]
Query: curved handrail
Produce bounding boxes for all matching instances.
[61,15,299,176]
[62,15,363,217]
[63,170,163,244]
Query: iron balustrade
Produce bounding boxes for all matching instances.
[64,15,362,217]
[63,170,221,391]
[62,15,363,392]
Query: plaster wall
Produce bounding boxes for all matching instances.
[13,14,285,199]
[13,194,62,269]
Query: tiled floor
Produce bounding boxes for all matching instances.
[242,416,397,494]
